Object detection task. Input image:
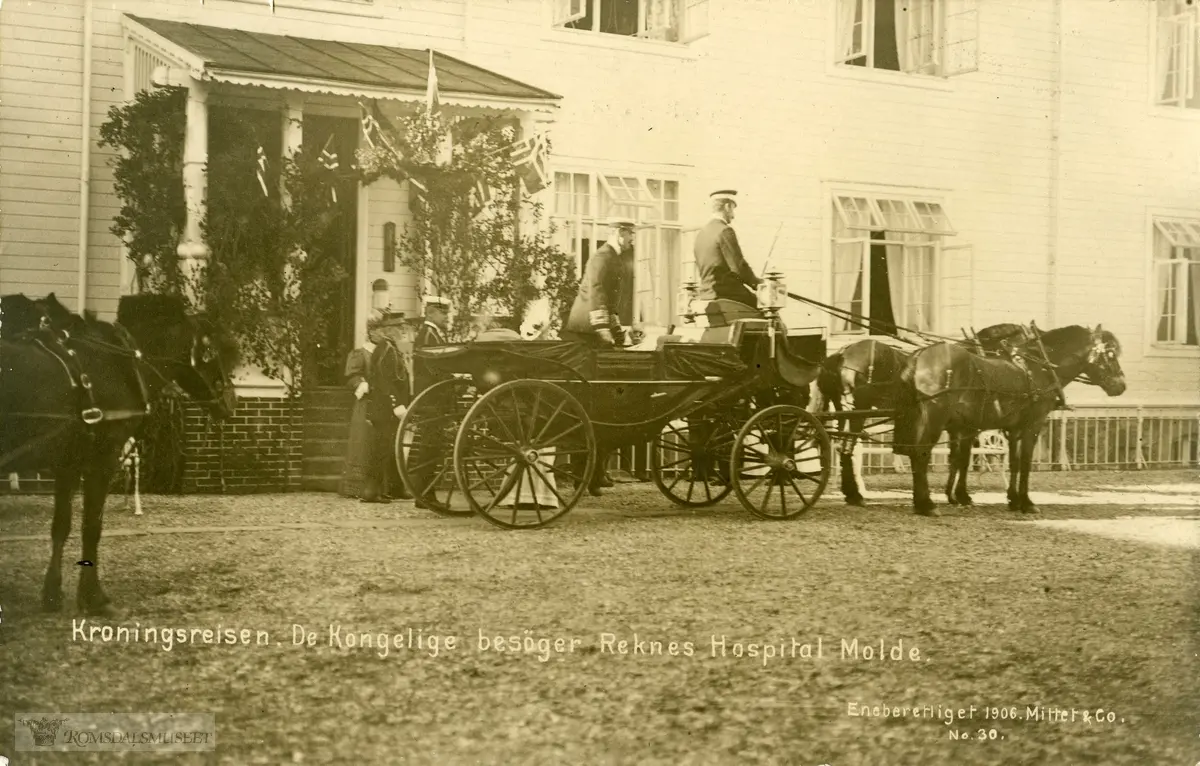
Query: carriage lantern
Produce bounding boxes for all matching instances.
[757,271,788,313]
[676,279,699,323]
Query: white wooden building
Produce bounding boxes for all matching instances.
[1,0,1197,418]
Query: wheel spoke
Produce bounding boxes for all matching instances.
[757,479,776,516]
[467,462,511,493]
[535,458,580,483]
[510,387,527,442]
[526,387,543,443]
[540,419,585,449]
[530,462,570,509]
[786,475,810,507]
[531,400,567,443]
[744,471,771,497]
[485,402,521,445]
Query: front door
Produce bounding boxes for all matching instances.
[303,115,360,387]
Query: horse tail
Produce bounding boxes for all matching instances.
[891,351,922,458]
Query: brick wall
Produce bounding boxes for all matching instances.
[183,397,303,494]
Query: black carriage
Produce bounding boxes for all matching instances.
[395,301,832,529]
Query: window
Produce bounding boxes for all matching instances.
[1156,0,1200,108]
[552,171,682,327]
[1152,217,1200,346]
[551,0,710,43]
[830,194,972,336]
[836,0,978,77]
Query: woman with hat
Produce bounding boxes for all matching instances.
[339,308,386,498]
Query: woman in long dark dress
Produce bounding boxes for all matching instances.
[339,311,384,498]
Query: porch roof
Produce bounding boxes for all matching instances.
[125,15,561,112]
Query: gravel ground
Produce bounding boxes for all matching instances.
[0,468,1197,765]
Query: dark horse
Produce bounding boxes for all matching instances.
[892,324,1125,516]
[811,324,1030,506]
[0,293,236,616]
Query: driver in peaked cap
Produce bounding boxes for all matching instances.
[694,189,761,308]
[562,217,636,348]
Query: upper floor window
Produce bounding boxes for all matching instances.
[552,171,682,327]
[836,0,978,78]
[1152,217,1200,346]
[830,194,972,337]
[1157,0,1200,108]
[552,0,710,43]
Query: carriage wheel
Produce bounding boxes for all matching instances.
[730,404,831,520]
[396,378,476,517]
[651,413,737,508]
[453,380,596,530]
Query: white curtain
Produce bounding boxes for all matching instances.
[833,241,864,332]
[837,0,861,61]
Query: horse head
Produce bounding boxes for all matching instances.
[1084,323,1126,397]
[116,295,238,420]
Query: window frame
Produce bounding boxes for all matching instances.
[547,0,710,47]
[1147,212,1200,355]
[826,189,970,340]
[550,168,683,328]
[1153,0,1199,111]
[831,0,978,82]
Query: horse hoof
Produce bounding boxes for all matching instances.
[845,496,866,507]
[958,496,974,507]
[1020,504,1039,515]
[945,496,959,507]
[915,506,941,517]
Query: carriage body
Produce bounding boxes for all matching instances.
[397,313,833,529]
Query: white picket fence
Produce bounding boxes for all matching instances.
[611,406,1200,479]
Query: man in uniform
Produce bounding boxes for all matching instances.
[562,218,636,347]
[409,296,452,510]
[561,217,638,493]
[694,189,761,307]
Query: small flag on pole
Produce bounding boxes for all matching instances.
[425,50,453,167]
[319,135,339,204]
[256,146,269,197]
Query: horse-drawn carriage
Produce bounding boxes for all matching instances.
[395,278,1129,527]
[395,298,832,529]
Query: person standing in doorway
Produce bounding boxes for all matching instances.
[340,310,384,499]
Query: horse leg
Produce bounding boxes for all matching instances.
[952,430,977,506]
[911,448,938,517]
[840,414,866,507]
[1017,431,1039,514]
[77,460,120,617]
[1006,433,1021,510]
[42,465,81,611]
[944,431,960,505]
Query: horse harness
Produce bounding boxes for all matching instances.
[1,314,152,465]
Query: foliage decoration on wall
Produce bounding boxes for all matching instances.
[356,105,576,341]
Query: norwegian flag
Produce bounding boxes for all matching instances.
[255,146,269,197]
[510,132,549,194]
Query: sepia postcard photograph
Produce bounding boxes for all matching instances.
[1,0,1198,763]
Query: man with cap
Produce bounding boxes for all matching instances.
[561,217,637,494]
[562,218,636,347]
[416,296,451,350]
[363,310,411,503]
[694,190,761,307]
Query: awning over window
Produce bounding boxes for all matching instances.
[124,15,561,113]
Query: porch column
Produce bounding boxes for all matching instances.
[177,78,209,308]
[281,95,304,203]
